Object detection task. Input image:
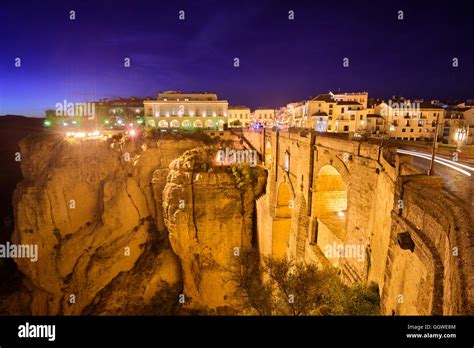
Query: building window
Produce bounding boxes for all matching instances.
[402,128,406,132]
[350,115,355,121]
[343,125,349,132]
[360,115,363,120]
[341,108,345,113]
[410,129,414,132]
[328,125,332,131]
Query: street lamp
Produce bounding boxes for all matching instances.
[428,113,440,176]
[455,126,467,144]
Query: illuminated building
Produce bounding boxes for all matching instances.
[144,91,228,130]
[228,106,251,127]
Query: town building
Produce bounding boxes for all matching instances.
[252,108,275,126]
[143,91,228,130]
[306,92,368,134]
[227,106,251,127]
[442,107,474,145]
[379,99,445,141]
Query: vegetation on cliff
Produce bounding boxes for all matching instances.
[228,249,380,316]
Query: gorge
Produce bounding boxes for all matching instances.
[0,127,472,316]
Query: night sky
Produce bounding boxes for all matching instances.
[0,0,473,117]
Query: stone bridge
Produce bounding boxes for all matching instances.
[234,128,472,316]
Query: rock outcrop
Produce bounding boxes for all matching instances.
[161,147,267,310]
[8,133,205,315]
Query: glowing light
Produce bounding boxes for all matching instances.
[87,131,100,137]
[117,119,123,125]
[129,129,136,137]
[43,119,51,127]
[337,211,345,217]
[396,149,472,176]
[63,122,68,127]
[136,118,144,124]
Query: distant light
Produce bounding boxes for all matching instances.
[337,211,345,217]
[43,119,51,127]
[136,118,144,124]
[72,120,77,125]
[63,122,68,127]
[117,119,123,125]
[129,129,136,137]
[105,120,110,124]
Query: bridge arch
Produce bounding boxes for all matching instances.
[272,181,293,258]
[264,140,272,166]
[310,164,348,267]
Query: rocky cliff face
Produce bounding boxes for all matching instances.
[7,134,206,315]
[4,133,264,315]
[161,147,266,310]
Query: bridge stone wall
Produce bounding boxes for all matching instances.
[238,129,472,315]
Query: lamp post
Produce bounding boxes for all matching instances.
[428,113,440,176]
[456,126,467,147]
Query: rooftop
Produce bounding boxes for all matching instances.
[312,94,334,102]
[336,101,362,106]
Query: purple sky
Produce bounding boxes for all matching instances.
[0,0,473,117]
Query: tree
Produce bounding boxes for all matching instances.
[230,119,242,127]
[226,249,274,315]
[227,250,380,316]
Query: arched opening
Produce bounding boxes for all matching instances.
[272,182,292,259]
[311,165,348,266]
[194,120,203,128]
[158,120,169,128]
[265,140,272,166]
[170,120,180,128]
[182,120,191,128]
[205,119,214,129]
[218,120,225,131]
